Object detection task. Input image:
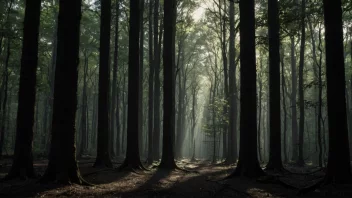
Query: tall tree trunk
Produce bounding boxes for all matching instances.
[153,0,161,161]
[290,36,298,161]
[0,38,10,158]
[79,52,88,157]
[94,0,113,168]
[212,79,217,163]
[147,0,154,164]
[220,0,229,160]
[190,84,198,161]
[281,47,288,163]
[297,0,306,166]
[41,0,86,184]
[121,75,127,154]
[322,0,352,184]
[229,0,265,178]
[110,0,120,158]
[227,0,238,164]
[6,0,41,178]
[119,0,145,170]
[176,58,183,159]
[159,0,177,169]
[266,0,283,171]
[257,56,263,163]
[138,0,144,157]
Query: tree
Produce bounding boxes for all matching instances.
[6,0,41,179]
[41,0,86,184]
[94,0,113,168]
[119,0,145,171]
[147,0,154,164]
[290,35,299,162]
[228,0,265,178]
[266,0,284,171]
[138,0,145,156]
[159,0,177,169]
[227,0,238,164]
[110,0,120,157]
[153,0,161,161]
[297,0,306,166]
[322,0,352,184]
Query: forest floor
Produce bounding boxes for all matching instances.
[0,157,352,197]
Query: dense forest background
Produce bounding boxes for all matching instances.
[0,0,351,197]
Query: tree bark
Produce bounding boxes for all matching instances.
[257,56,263,163]
[153,0,161,161]
[119,0,145,170]
[281,47,288,163]
[229,0,265,178]
[297,0,306,166]
[41,0,86,184]
[94,0,113,168]
[0,38,10,158]
[227,0,238,164]
[266,0,284,171]
[322,0,352,184]
[159,0,177,169]
[147,0,154,164]
[79,52,88,157]
[5,0,41,179]
[110,0,120,158]
[290,36,298,161]
[138,0,144,157]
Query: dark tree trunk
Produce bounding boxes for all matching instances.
[119,0,145,170]
[297,0,306,166]
[94,0,113,168]
[317,27,323,167]
[220,0,229,160]
[115,86,120,156]
[257,56,263,163]
[79,52,89,157]
[176,57,183,159]
[159,0,177,169]
[266,0,283,171]
[230,0,265,178]
[41,0,86,184]
[0,38,10,158]
[213,81,218,163]
[323,0,352,184]
[190,84,198,161]
[91,93,98,150]
[227,0,238,164]
[110,0,120,158]
[147,0,154,164]
[350,40,352,158]
[290,36,298,161]
[153,0,161,161]
[281,48,288,163]
[121,75,127,154]
[6,0,41,179]
[138,0,144,157]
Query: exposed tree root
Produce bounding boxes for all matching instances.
[117,161,149,173]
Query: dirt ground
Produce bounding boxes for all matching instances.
[0,157,352,197]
